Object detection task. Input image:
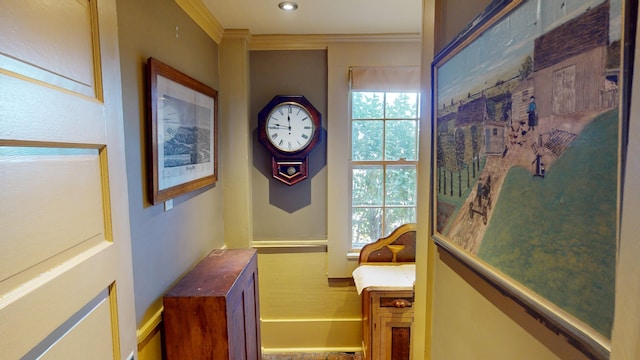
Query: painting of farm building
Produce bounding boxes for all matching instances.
[484,121,507,155]
[532,0,616,117]
[434,0,622,339]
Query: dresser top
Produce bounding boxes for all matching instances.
[164,249,257,297]
[352,264,415,295]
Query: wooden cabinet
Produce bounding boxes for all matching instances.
[163,249,261,360]
[355,224,417,360]
[362,289,414,360]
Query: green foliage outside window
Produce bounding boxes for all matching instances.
[351,91,419,249]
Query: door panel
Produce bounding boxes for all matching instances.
[38,292,115,360]
[0,147,104,284]
[0,0,135,358]
[380,316,413,360]
[0,73,106,144]
[1,243,117,358]
[0,0,97,96]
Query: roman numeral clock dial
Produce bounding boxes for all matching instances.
[267,105,314,152]
[258,96,321,185]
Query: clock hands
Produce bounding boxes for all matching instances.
[270,115,293,134]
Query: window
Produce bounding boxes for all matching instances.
[350,91,419,249]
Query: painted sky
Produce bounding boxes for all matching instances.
[436,0,622,106]
[161,95,212,130]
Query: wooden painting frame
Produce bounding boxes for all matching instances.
[147,57,218,204]
[430,0,634,358]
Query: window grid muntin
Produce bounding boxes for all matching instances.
[350,91,419,250]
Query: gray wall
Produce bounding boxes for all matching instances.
[435,0,492,52]
[116,0,224,324]
[249,50,328,241]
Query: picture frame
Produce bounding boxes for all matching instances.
[430,0,632,358]
[147,57,218,204]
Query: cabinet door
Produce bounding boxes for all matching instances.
[227,259,261,360]
[242,269,261,359]
[370,291,414,360]
[379,314,413,360]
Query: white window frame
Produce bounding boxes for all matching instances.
[349,90,420,251]
[326,44,422,278]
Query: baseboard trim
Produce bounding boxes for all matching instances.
[137,307,163,345]
[260,317,361,323]
[260,317,362,351]
[137,312,364,354]
[262,347,363,354]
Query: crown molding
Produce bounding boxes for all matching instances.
[222,29,252,41]
[247,33,421,51]
[175,0,421,49]
[175,0,224,44]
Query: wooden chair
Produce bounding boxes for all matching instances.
[358,223,417,264]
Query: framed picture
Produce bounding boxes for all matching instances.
[431,0,632,358]
[147,57,218,204]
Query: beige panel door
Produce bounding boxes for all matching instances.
[0,1,136,359]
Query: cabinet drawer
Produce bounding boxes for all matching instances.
[379,296,413,308]
[372,290,414,314]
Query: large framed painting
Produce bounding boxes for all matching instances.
[147,57,218,205]
[431,0,633,358]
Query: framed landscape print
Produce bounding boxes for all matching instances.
[147,57,218,204]
[430,0,633,358]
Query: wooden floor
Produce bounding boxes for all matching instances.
[262,352,363,360]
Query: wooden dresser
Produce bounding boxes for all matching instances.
[355,223,417,360]
[163,249,261,360]
[362,288,414,360]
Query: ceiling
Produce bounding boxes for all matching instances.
[201,0,423,35]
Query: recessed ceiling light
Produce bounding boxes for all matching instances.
[278,2,298,11]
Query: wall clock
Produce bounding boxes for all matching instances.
[258,95,321,185]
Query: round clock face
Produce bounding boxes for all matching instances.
[266,102,316,153]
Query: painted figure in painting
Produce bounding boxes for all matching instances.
[527,96,537,131]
